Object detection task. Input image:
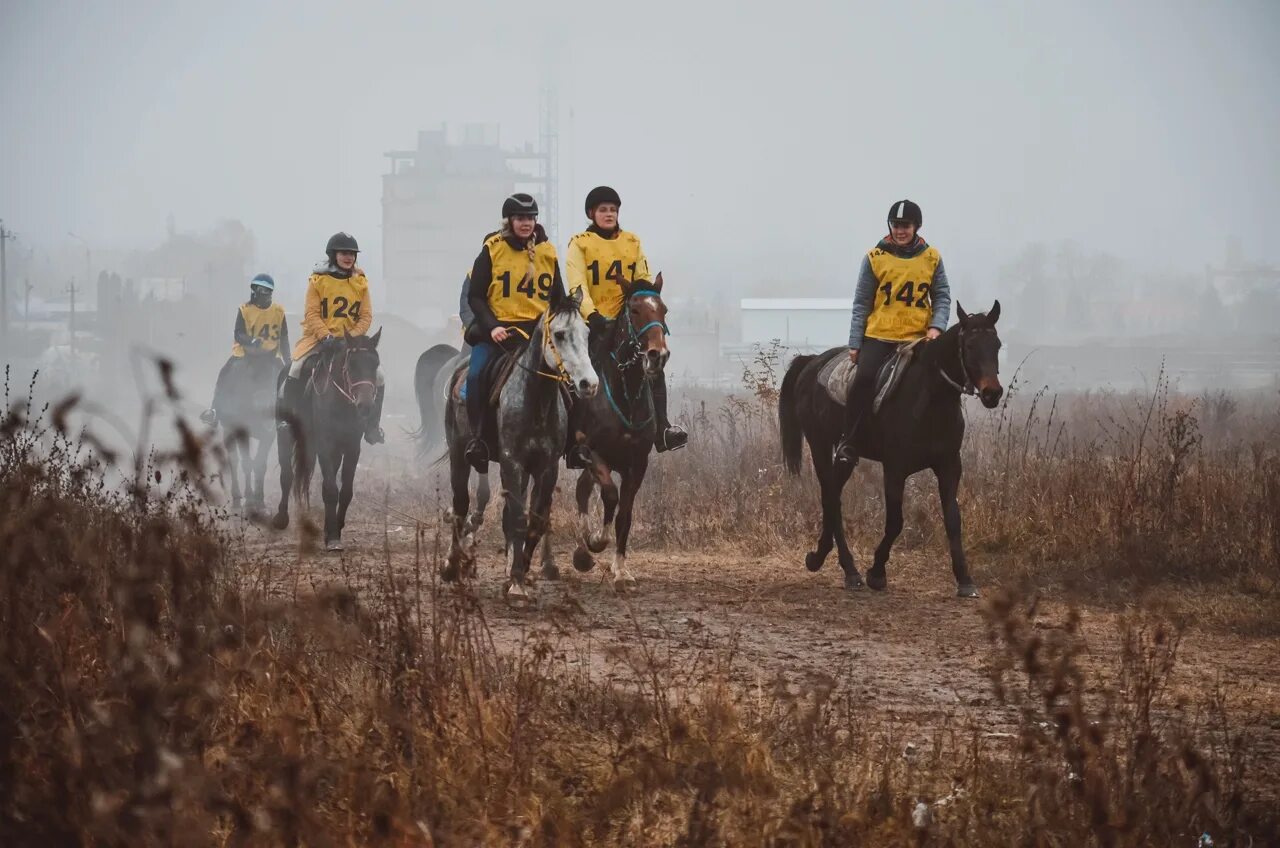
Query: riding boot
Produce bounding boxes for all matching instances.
[832,403,862,469]
[464,371,490,472]
[364,384,386,445]
[278,375,304,432]
[652,372,687,452]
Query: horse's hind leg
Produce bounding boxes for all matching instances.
[936,456,978,598]
[239,436,256,508]
[226,436,243,509]
[867,465,907,591]
[610,460,648,592]
[829,458,861,589]
[805,447,836,573]
[444,449,471,582]
[252,434,271,509]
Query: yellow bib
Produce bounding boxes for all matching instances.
[864,246,941,342]
[232,302,285,356]
[313,272,369,337]
[571,230,646,319]
[485,235,559,323]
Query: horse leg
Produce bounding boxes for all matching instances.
[500,462,533,602]
[936,456,979,598]
[239,436,255,509]
[540,523,558,581]
[525,467,557,581]
[573,467,601,573]
[444,446,471,582]
[804,446,836,574]
[829,455,862,589]
[252,433,271,509]
[319,447,342,551]
[273,426,294,529]
[226,435,243,509]
[336,444,360,536]
[867,466,907,591]
[610,459,648,592]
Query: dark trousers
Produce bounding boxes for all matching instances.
[466,341,500,439]
[843,338,898,440]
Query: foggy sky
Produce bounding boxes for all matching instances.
[3,0,1279,308]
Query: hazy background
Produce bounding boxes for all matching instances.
[2,0,1279,411]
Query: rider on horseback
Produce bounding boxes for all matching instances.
[833,199,952,468]
[463,193,568,472]
[279,232,386,445]
[564,186,687,466]
[202,273,290,425]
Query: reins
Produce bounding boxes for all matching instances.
[602,289,668,430]
[313,345,377,406]
[936,327,976,396]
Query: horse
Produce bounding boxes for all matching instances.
[272,329,382,551]
[217,350,285,511]
[777,302,1004,597]
[441,289,597,601]
[412,342,464,456]
[550,274,672,591]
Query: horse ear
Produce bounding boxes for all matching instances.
[568,285,584,310]
[956,303,969,322]
[652,272,664,294]
[989,300,1001,324]
[369,327,382,348]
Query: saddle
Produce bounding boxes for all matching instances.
[819,338,925,410]
[451,352,520,406]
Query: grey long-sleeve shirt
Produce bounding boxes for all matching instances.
[846,254,951,349]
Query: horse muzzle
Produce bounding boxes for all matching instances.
[642,347,669,377]
[576,375,600,398]
[977,379,1003,409]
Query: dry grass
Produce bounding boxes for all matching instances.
[2,364,1278,845]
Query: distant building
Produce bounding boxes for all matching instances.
[738,298,850,352]
[382,126,552,330]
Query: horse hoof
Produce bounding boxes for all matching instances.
[325,539,344,552]
[542,563,561,581]
[612,573,637,594]
[866,570,888,591]
[572,547,596,573]
[506,583,533,605]
[271,513,289,531]
[957,584,981,599]
[843,571,864,591]
[805,551,825,572]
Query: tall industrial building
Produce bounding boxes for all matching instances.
[381,123,554,330]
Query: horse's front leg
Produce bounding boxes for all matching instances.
[444,444,472,582]
[252,432,272,509]
[936,456,979,598]
[318,446,342,551]
[336,442,361,535]
[272,425,294,530]
[500,461,533,602]
[610,457,648,592]
[239,435,256,508]
[867,465,907,591]
[525,466,558,581]
[226,435,243,509]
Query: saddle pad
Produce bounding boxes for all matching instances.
[820,356,857,405]
[820,338,926,408]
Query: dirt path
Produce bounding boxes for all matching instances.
[237,511,1280,799]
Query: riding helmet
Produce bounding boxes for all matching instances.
[584,185,622,217]
[887,199,923,229]
[502,193,539,219]
[325,232,360,261]
[250,273,275,291]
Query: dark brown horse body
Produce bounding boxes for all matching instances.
[778,303,1004,596]
[560,275,672,590]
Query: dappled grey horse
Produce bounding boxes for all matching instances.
[441,289,597,601]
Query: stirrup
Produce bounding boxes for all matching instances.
[566,443,592,469]
[832,438,859,468]
[465,439,490,472]
[656,426,687,453]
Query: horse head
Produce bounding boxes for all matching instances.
[622,272,670,378]
[956,301,1003,408]
[545,288,599,398]
[340,328,382,411]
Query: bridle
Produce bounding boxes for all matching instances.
[936,324,993,397]
[315,344,377,406]
[612,289,669,369]
[508,309,577,390]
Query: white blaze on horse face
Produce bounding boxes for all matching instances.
[633,295,669,376]
[549,310,598,396]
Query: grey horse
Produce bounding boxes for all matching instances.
[440,289,597,601]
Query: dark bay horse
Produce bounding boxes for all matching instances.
[273,330,382,551]
[217,351,284,510]
[441,290,597,601]
[553,274,672,591]
[777,303,1004,597]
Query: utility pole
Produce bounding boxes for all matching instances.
[67,279,79,358]
[0,220,16,341]
[24,278,33,335]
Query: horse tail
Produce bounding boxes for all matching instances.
[412,343,458,457]
[779,354,815,475]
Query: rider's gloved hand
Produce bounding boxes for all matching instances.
[587,312,607,337]
[319,334,337,351]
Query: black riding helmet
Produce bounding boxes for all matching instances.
[325,232,359,263]
[502,193,539,218]
[584,185,621,217]
[887,199,923,229]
